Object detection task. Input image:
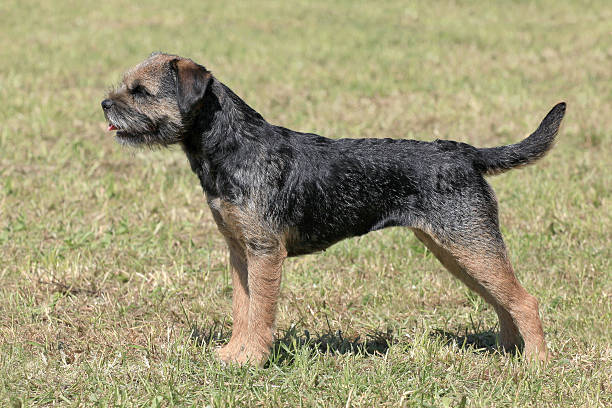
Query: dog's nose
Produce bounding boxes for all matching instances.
[101,99,114,110]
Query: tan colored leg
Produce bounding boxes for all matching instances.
[209,200,287,366]
[218,247,285,367]
[216,245,250,362]
[413,229,547,361]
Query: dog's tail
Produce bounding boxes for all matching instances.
[476,102,566,176]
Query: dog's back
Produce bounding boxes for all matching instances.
[271,102,566,257]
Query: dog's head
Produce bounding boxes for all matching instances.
[101,52,212,147]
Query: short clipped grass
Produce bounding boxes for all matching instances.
[0,0,610,406]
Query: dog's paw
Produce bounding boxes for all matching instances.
[216,340,269,367]
[524,344,549,364]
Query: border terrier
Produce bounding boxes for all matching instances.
[101,52,565,366]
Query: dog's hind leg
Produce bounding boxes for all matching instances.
[411,224,547,361]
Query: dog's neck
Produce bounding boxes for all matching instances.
[181,78,271,198]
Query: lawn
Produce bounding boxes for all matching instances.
[0,0,610,406]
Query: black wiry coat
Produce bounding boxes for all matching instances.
[181,77,565,257]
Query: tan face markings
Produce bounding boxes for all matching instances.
[122,53,178,95]
[106,54,183,125]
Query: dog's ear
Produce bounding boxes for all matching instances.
[170,58,212,116]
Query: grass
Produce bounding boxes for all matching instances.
[0,0,610,406]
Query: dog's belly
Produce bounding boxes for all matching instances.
[284,211,409,257]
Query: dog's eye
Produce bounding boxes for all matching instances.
[131,85,149,97]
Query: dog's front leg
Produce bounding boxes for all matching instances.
[234,248,285,366]
[216,243,250,363]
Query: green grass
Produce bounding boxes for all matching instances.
[1,0,611,406]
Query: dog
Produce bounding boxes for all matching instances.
[101,52,565,366]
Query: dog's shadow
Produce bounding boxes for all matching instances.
[268,326,395,366]
[190,323,394,366]
[431,329,504,355]
[191,323,507,366]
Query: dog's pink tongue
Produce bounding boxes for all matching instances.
[108,124,117,131]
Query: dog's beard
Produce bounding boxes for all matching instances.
[105,107,182,148]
